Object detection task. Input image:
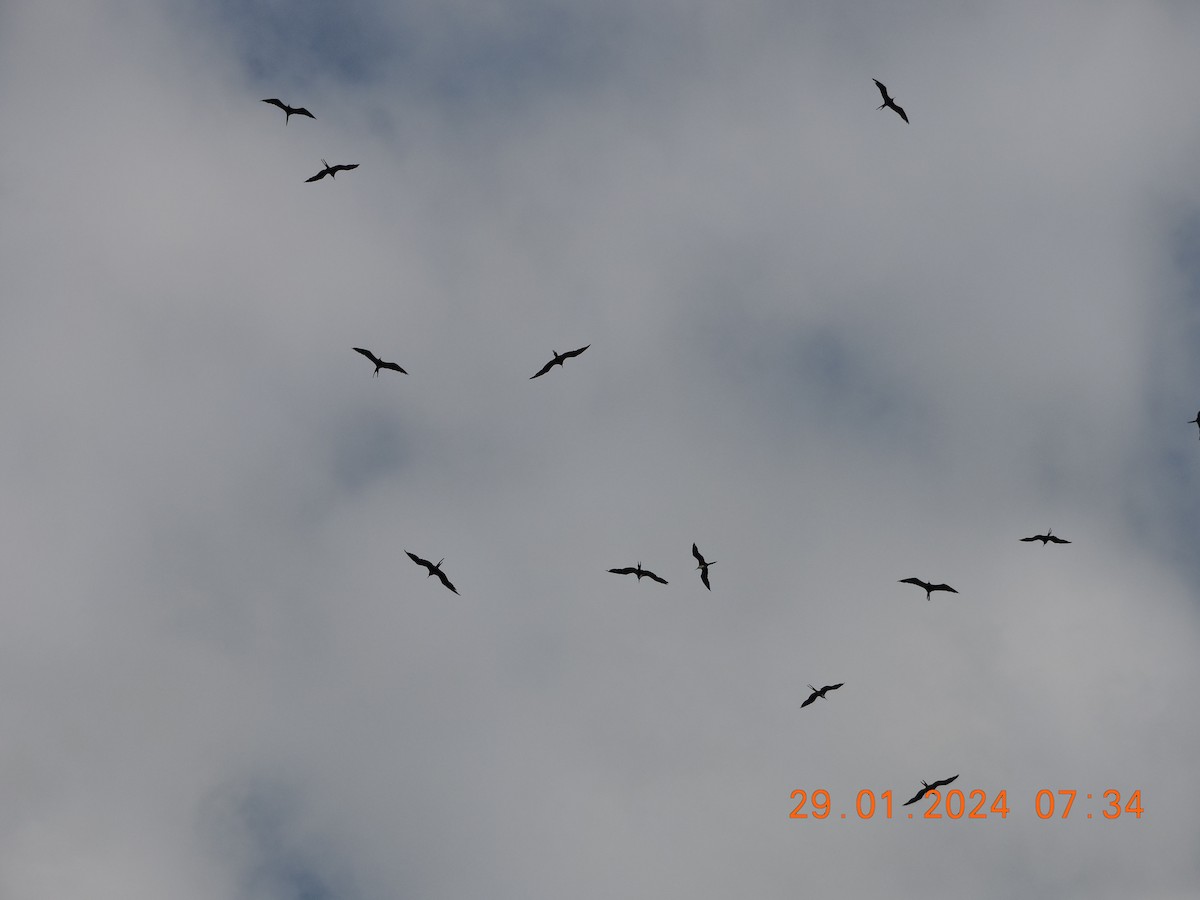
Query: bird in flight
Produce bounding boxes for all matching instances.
[873,79,909,123]
[608,562,668,584]
[530,345,590,379]
[800,683,844,708]
[1190,411,1200,439]
[406,551,458,594]
[899,577,958,600]
[262,98,315,124]
[903,774,959,806]
[1020,529,1071,546]
[353,347,407,376]
[306,159,359,182]
[691,543,715,590]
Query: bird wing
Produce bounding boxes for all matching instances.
[892,103,909,123]
[930,584,958,594]
[823,683,844,693]
[873,79,889,100]
[435,569,458,594]
[562,344,590,359]
[1047,536,1071,544]
[306,169,329,182]
[645,570,668,584]
[929,774,959,790]
[902,786,928,806]
[329,163,359,173]
[800,692,818,708]
[353,347,381,365]
[1019,536,1038,542]
[899,578,928,589]
[293,107,315,119]
[406,551,431,571]
[608,567,637,575]
[262,98,287,111]
[529,358,556,379]
[379,361,407,374]
[699,568,711,590]
[692,543,705,565]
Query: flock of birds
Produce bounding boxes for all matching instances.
[263,82,1188,811]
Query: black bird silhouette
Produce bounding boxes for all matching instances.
[406,551,458,594]
[903,774,959,806]
[1190,411,1200,439]
[353,347,407,376]
[899,577,958,600]
[530,345,590,379]
[873,79,909,123]
[306,159,360,182]
[262,98,315,124]
[800,683,844,708]
[608,563,668,584]
[691,543,715,590]
[1020,529,1071,545]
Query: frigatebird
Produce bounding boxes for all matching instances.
[262,98,315,124]
[353,347,407,376]
[691,543,715,591]
[608,563,667,584]
[306,159,360,182]
[800,683,844,708]
[530,345,589,379]
[1190,411,1200,439]
[1020,529,1071,545]
[406,551,458,594]
[873,79,909,123]
[899,577,958,600]
[903,774,959,806]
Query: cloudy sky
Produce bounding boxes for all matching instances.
[3,0,1200,897]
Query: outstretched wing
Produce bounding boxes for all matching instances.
[1019,536,1039,542]
[354,347,381,365]
[929,583,958,594]
[561,344,590,360]
[872,79,889,101]
[822,683,844,694]
[306,169,329,182]
[291,107,315,119]
[929,774,959,791]
[608,567,637,576]
[406,550,431,571]
[800,691,819,708]
[529,358,556,379]
[699,568,711,590]
[692,543,706,565]
[1047,535,1071,544]
[891,103,909,123]
[643,569,668,584]
[902,786,929,806]
[435,569,458,594]
[329,163,360,174]
[262,98,288,111]
[378,360,407,374]
[898,577,927,589]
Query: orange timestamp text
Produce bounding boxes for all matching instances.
[788,788,1144,820]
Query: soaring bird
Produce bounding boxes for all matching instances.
[873,79,909,123]
[899,577,958,600]
[530,345,590,379]
[800,683,844,708]
[608,563,668,584]
[691,543,715,590]
[306,159,360,182]
[262,98,315,124]
[1190,411,1200,439]
[1020,529,1071,545]
[903,774,959,806]
[353,347,407,376]
[406,551,458,594]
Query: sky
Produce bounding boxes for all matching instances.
[2,0,1200,897]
